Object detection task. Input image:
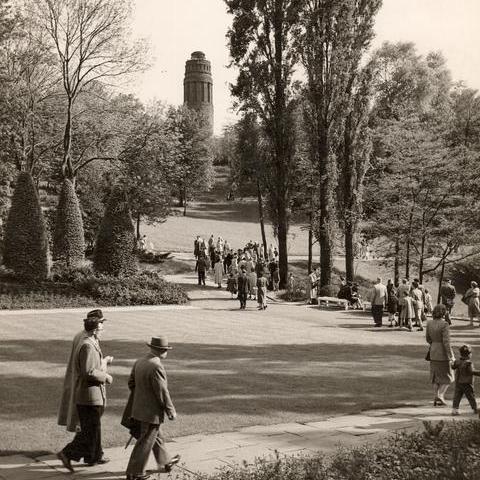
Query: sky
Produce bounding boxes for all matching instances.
[129,0,480,135]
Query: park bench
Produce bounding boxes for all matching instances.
[317,296,349,310]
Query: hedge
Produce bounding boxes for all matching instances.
[53,179,85,266]
[185,420,480,480]
[93,185,137,276]
[3,172,50,279]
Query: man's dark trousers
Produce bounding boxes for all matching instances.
[63,405,104,463]
[372,305,384,326]
[198,271,205,285]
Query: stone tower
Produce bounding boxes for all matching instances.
[183,51,213,135]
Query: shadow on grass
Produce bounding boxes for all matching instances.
[0,340,456,424]
[187,200,260,223]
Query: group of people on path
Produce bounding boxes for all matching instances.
[194,235,280,311]
[57,309,179,480]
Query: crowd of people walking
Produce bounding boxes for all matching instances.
[193,235,280,310]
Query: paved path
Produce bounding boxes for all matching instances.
[0,404,477,480]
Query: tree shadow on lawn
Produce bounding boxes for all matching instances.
[187,200,260,223]
[0,340,454,424]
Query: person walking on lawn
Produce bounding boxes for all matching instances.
[124,336,180,480]
[237,267,248,309]
[57,309,113,473]
[369,278,387,327]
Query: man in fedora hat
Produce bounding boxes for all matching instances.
[57,309,114,473]
[124,336,180,480]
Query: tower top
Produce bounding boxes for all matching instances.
[191,51,206,60]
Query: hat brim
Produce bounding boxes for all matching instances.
[146,343,172,350]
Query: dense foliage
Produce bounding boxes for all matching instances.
[3,172,50,279]
[93,186,137,276]
[53,179,85,266]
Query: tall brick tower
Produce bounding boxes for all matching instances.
[183,51,213,135]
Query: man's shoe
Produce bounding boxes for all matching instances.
[56,451,75,473]
[85,456,110,466]
[164,454,181,473]
[126,475,150,480]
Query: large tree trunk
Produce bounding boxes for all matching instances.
[394,237,400,287]
[62,97,74,180]
[437,258,446,304]
[345,220,355,282]
[183,186,187,216]
[318,135,334,287]
[256,180,268,258]
[419,235,426,283]
[136,213,141,240]
[308,223,313,275]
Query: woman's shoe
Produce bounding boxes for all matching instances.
[436,397,448,406]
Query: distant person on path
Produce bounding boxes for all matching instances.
[124,337,180,480]
[237,267,248,309]
[57,310,113,473]
[386,279,398,327]
[268,244,274,261]
[257,271,268,310]
[451,344,479,416]
[399,291,414,331]
[424,288,433,316]
[272,264,280,291]
[397,278,410,322]
[197,254,208,286]
[214,255,224,288]
[411,280,425,331]
[309,267,320,305]
[194,235,201,259]
[426,304,454,406]
[440,278,456,324]
[226,273,238,299]
[463,281,480,326]
[287,273,295,298]
[369,278,387,327]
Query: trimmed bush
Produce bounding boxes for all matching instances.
[93,185,137,276]
[3,172,50,279]
[53,179,85,266]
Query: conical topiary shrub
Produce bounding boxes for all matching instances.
[3,171,50,279]
[93,185,137,276]
[53,179,85,266]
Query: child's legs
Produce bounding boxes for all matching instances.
[463,384,477,410]
[452,384,463,409]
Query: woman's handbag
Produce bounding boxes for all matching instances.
[461,293,469,305]
[425,347,431,361]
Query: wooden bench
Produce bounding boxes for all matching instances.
[317,296,349,310]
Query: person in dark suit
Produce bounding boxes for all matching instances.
[237,267,248,309]
[57,309,113,473]
[124,337,180,480]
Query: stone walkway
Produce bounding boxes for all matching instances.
[1,404,477,480]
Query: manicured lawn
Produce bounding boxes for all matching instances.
[2,281,476,457]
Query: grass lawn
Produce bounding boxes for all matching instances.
[2,285,477,457]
